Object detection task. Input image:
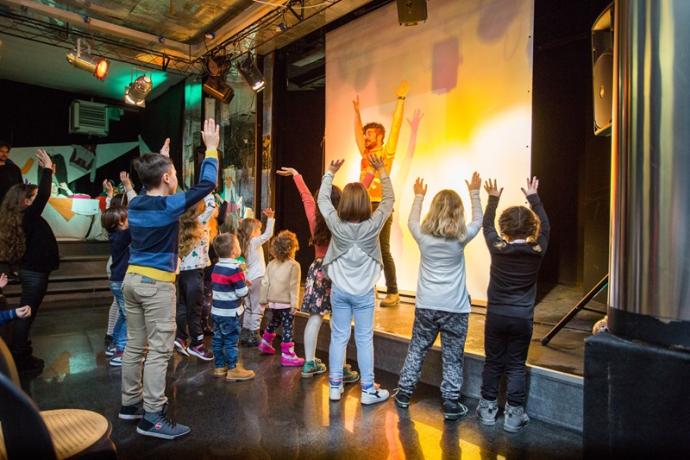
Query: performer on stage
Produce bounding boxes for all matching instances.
[353,80,409,307]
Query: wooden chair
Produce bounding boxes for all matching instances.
[0,338,116,459]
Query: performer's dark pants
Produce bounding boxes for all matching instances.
[372,202,397,294]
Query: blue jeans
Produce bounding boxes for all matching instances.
[110,281,127,352]
[212,314,241,369]
[329,286,376,388]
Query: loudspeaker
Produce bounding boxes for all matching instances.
[396,0,427,26]
[591,4,613,136]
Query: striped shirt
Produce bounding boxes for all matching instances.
[127,154,218,282]
[211,258,249,317]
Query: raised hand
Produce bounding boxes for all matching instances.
[276,167,298,177]
[103,179,114,198]
[36,149,53,171]
[15,305,31,319]
[521,176,539,196]
[484,179,503,198]
[352,95,361,112]
[0,273,7,289]
[396,80,410,98]
[119,171,133,191]
[413,177,427,196]
[201,118,221,151]
[263,208,275,219]
[328,159,345,175]
[465,171,481,192]
[366,154,385,171]
[159,138,170,157]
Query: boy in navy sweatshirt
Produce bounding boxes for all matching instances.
[119,119,219,440]
[477,177,550,433]
[210,232,253,382]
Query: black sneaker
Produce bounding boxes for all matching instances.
[394,389,412,409]
[137,412,191,440]
[245,331,261,347]
[442,399,469,420]
[119,404,144,420]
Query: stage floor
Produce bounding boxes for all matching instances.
[370,284,605,377]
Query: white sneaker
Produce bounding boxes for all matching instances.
[329,384,344,401]
[361,386,390,405]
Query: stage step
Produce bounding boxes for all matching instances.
[293,313,583,433]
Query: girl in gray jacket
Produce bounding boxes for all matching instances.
[317,155,393,405]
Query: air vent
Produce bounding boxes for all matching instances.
[69,100,109,136]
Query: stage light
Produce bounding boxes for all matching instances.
[66,39,110,80]
[203,75,234,103]
[238,54,265,92]
[124,75,152,107]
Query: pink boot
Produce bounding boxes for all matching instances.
[258,331,276,354]
[280,342,305,367]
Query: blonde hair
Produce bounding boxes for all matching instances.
[337,182,371,223]
[179,200,205,258]
[421,189,467,240]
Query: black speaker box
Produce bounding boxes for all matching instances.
[396,0,427,26]
[592,4,613,136]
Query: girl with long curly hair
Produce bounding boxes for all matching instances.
[0,149,58,373]
[174,194,217,361]
[275,166,375,380]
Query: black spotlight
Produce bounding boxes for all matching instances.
[202,56,234,103]
[238,53,265,92]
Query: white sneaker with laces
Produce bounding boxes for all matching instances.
[329,384,344,401]
[361,386,390,405]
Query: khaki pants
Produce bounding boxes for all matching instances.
[121,273,176,413]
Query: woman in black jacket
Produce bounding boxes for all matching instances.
[0,149,59,373]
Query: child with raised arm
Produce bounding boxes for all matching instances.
[274,166,375,380]
[119,121,219,440]
[476,177,550,433]
[395,173,483,420]
[237,208,275,346]
[318,154,393,405]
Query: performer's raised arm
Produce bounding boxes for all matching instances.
[353,95,366,155]
[384,80,410,157]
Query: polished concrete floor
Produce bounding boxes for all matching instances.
[20,304,583,459]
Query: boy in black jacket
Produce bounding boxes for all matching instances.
[477,177,550,433]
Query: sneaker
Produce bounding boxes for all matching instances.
[361,385,390,405]
[476,398,499,426]
[245,330,261,347]
[137,411,191,440]
[301,358,327,378]
[109,352,123,367]
[442,399,468,420]
[504,403,530,433]
[394,389,412,409]
[329,383,344,401]
[188,344,214,361]
[118,404,144,420]
[342,364,360,384]
[105,344,116,357]
[226,366,256,382]
[380,293,400,307]
[174,338,190,357]
[213,366,227,377]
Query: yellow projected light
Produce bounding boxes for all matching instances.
[325,0,535,301]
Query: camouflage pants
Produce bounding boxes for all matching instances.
[397,308,469,400]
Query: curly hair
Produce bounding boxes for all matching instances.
[363,122,386,143]
[311,185,341,247]
[499,206,540,241]
[238,217,261,259]
[178,200,205,258]
[421,189,466,240]
[270,230,299,261]
[0,183,37,263]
